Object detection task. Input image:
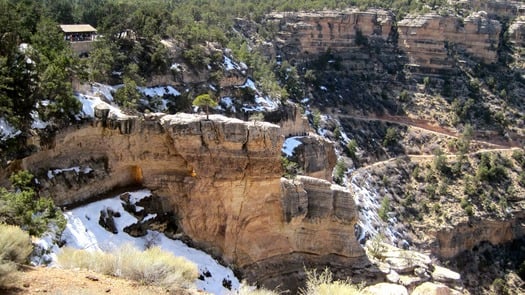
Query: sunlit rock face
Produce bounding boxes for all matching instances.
[269,9,394,58]
[11,113,367,290]
[433,214,525,259]
[288,135,337,181]
[398,12,501,72]
[271,9,501,74]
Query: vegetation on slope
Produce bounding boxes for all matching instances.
[0,224,33,288]
[57,244,199,291]
[0,170,65,237]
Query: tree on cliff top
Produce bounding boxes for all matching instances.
[192,93,217,120]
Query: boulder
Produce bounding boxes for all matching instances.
[363,282,408,295]
[431,265,461,284]
[412,282,452,295]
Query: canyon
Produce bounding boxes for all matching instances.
[2,2,525,293]
[8,109,369,290]
[270,8,505,74]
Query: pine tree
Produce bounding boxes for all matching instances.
[192,93,217,120]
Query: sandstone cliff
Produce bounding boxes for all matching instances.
[288,135,337,181]
[433,213,525,259]
[270,9,503,73]
[398,11,501,73]
[11,113,367,290]
[269,9,393,59]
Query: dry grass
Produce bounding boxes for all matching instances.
[0,224,33,287]
[57,244,198,290]
[299,268,361,295]
[236,284,280,295]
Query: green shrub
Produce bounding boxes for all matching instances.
[58,244,198,290]
[464,205,473,216]
[476,153,509,183]
[282,157,301,179]
[519,172,525,187]
[491,277,508,294]
[512,149,525,168]
[0,224,33,287]
[378,197,390,221]
[398,90,409,102]
[0,171,65,237]
[300,268,361,295]
[347,139,358,160]
[383,127,398,147]
[311,109,321,130]
[518,260,525,280]
[333,159,346,185]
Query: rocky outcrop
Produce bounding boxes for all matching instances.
[363,283,408,295]
[273,104,311,137]
[509,16,525,47]
[398,12,501,73]
[365,241,464,294]
[270,9,503,74]
[455,0,523,18]
[281,176,356,222]
[289,135,337,181]
[412,282,457,295]
[269,9,394,59]
[11,113,367,291]
[245,175,367,291]
[432,215,525,258]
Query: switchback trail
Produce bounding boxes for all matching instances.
[330,109,523,149]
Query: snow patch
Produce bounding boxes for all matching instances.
[0,117,21,141]
[57,189,240,294]
[351,173,406,246]
[31,111,49,129]
[282,137,303,157]
[47,166,93,179]
[140,86,180,98]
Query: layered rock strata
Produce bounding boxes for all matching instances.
[271,9,502,73]
[288,135,337,181]
[12,113,366,289]
[433,213,525,258]
[269,9,394,58]
[398,12,501,73]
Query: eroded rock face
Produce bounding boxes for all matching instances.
[271,9,503,73]
[12,113,367,290]
[269,9,394,58]
[289,135,337,181]
[433,215,525,258]
[509,16,525,47]
[398,12,501,72]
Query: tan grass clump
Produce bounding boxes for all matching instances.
[236,283,280,295]
[300,268,361,295]
[0,223,33,287]
[57,244,198,290]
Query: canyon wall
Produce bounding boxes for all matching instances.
[270,9,393,59]
[12,113,366,288]
[271,9,503,73]
[398,12,500,73]
[432,213,525,259]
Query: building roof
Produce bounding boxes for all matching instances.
[59,24,97,33]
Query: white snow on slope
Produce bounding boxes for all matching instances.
[238,78,280,112]
[351,172,408,248]
[282,137,303,157]
[140,86,180,97]
[47,166,93,179]
[0,117,21,141]
[60,189,240,295]
[223,55,247,71]
[76,88,129,119]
